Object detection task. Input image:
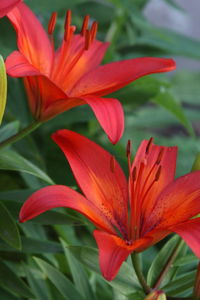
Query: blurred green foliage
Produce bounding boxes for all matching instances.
[0,0,200,299]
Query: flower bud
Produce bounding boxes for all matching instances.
[144,290,166,300]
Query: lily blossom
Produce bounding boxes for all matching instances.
[6,3,176,143]
[19,130,200,281]
[0,0,21,18]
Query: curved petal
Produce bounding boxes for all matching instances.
[7,2,52,74]
[0,0,21,17]
[19,185,116,234]
[23,75,68,120]
[53,35,109,92]
[94,230,152,280]
[6,51,40,77]
[81,95,124,144]
[71,57,176,97]
[146,171,200,231]
[131,139,177,235]
[52,130,128,236]
[170,218,200,258]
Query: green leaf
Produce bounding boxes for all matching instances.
[34,257,86,300]
[163,271,196,296]
[0,237,62,254]
[173,254,198,267]
[152,91,194,136]
[147,236,184,287]
[0,259,33,298]
[60,238,95,300]
[0,149,54,184]
[0,55,7,124]
[0,202,21,249]
[0,121,20,143]
[68,245,140,295]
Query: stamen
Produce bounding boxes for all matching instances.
[155,166,162,181]
[81,15,90,36]
[156,148,164,164]
[64,10,71,30]
[132,166,137,182]
[48,12,57,35]
[110,156,115,173]
[64,25,75,42]
[90,21,98,42]
[126,140,132,157]
[85,29,91,50]
[146,137,154,154]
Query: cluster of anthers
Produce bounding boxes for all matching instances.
[47,10,98,51]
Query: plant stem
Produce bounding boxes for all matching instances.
[0,121,41,150]
[153,238,184,290]
[131,252,151,294]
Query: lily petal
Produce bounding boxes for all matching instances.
[71,57,176,97]
[132,140,177,233]
[19,185,116,234]
[147,171,200,230]
[81,95,124,144]
[23,75,68,120]
[52,130,128,234]
[170,218,200,258]
[7,2,52,74]
[6,51,40,77]
[0,0,21,17]
[94,230,152,280]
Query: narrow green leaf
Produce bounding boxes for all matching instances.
[0,149,54,184]
[60,238,95,300]
[68,245,140,295]
[0,121,20,143]
[152,91,194,136]
[163,271,196,296]
[0,259,33,298]
[34,257,86,300]
[147,236,183,287]
[0,237,62,254]
[0,55,7,124]
[0,201,21,249]
[173,254,198,267]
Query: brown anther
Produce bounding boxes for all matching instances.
[110,156,115,173]
[132,166,137,182]
[146,137,154,154]
[156,148,164,164]
[90,21,98,42]
[85,29,91,50]
[126,140,132,157]
[81,15,90,36]
[155,165,162,181]
[64,10,71,30]
[48,12,57,35]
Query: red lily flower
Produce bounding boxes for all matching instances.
[0,0,21,18]
[19,130,200,281]
[6,2,176,143]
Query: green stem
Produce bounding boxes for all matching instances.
[131,252,151,294]
[0,121,41,150]
[153,238,184,290]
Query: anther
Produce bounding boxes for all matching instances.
[110,156,115,173]
[48,12,57,35]
[85,29,91,50]
[81,15,90,36]
[90,21,98,42]
[155,166,162,181]
[132,166,137,182]
[146,137,154,154]
[126,140,132,157]
[156,148,164,164]
[64,10,71,30]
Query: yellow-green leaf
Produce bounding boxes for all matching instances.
[0,55,7,124]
